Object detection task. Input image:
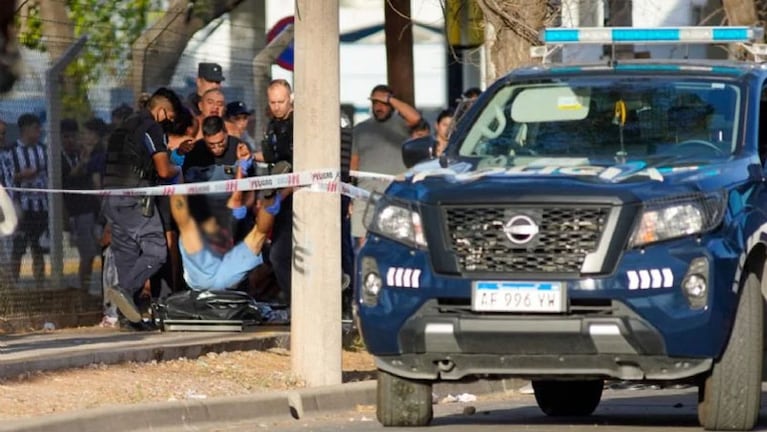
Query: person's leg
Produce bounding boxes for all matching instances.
[23,211,46,288]
[102,199,166,322]
[74,212,99,291]
[211,241,264,290]
[9,226,27,284]
[265,194,291,305]
[341,196,354,320]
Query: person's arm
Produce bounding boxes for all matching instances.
[170,189,203,255]
[389,96,421,128]
[152,152,180,180]
[228,142,252,211]
[143,125,180,180]
[369,93,422,128]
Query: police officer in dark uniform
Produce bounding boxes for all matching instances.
[262,80,355,317]
[262,79,294,306]
[102,87,183,323]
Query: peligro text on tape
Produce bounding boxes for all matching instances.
[5,169,340,197]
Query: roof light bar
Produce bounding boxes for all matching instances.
[541,26,763,45]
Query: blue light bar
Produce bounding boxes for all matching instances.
[541,26,763,45]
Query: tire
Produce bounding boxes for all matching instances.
[376,369,433,427]
[698,272,763,431]
[532,379,603,417]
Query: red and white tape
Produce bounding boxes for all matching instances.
[5,169,391,198]
[0,168,390,236]
[5,169,340,197]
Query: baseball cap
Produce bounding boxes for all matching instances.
[226,101,254,118]
[198,62,225,82]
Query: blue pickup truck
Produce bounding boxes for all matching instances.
[354,26,767,430]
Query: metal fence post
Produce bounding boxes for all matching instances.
[44,35,87,290]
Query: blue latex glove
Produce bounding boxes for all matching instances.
[170,149,185,166]
[237,158,253,172]
[266,193,282,215]
[168,171,181,185]
[231,206,247,220]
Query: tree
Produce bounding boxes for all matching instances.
[19,0,160,117]
[477,0,767,82]
[474,0,558,82]
[17,0,245,115]
[131,0,247,97]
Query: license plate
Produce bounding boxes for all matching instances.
[472,281,566,313]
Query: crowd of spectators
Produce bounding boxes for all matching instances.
[0,60,477,329]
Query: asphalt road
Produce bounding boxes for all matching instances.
[178,385,767,432]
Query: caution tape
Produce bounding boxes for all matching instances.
[5,169,340,197]
[0,168,386,236]
[350,170,394,181]
[306,181,371,200]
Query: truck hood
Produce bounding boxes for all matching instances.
[390,156,754,205]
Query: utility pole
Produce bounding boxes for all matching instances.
[384,0,415,105]
[291,0,342,386]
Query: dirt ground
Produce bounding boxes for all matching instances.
[0,330,376,421]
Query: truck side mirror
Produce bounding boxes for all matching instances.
[402,136,434,168]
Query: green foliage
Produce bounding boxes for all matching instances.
[18,0,162,118]
[67,0,160,82]
[18,0,162,83]
[18,3,44,51]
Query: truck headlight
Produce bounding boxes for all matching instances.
[366,195,427,248]
[630,192,725,247]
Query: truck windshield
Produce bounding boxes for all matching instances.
[457,78,741,164]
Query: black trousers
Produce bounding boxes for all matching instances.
[103,197,167,296]
[269,195,356,307]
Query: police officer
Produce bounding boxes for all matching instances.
[262,80,356,318]
[262,79,294,306]
[102,87,183,323]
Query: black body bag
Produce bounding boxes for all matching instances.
[155,289,269,324]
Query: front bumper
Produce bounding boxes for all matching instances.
[356,234,741,381]
[373,298,712,381]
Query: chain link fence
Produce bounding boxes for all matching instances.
[0,6,273,332]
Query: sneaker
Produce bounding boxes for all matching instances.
[105,285,142,323]
[98,315,118,328]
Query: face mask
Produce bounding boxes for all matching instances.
[159,119,175,134]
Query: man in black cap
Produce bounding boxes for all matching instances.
[224,100,255,152]
[188,62,225,115]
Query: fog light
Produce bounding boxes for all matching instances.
[362,272,383,306]
[682,257,709,309]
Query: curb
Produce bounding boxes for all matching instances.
[0,377,525,432]
[0,332,290,380]
[0,381,378,432]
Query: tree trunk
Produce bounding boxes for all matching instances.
[384,0,415,106]
[476,0,552,83]
[722,0,758,25]
[130,0,246,96]
[38,0,75,62]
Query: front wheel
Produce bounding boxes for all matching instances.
[698,272,763,431]
[532,379,603,417]
[376,369,433,427]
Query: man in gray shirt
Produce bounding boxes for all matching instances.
[351,84,421,243]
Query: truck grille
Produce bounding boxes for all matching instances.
[444,206,609,273]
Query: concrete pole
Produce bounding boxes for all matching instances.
[291,0,342,386]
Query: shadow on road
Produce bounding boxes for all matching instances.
[432,388,767,429]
